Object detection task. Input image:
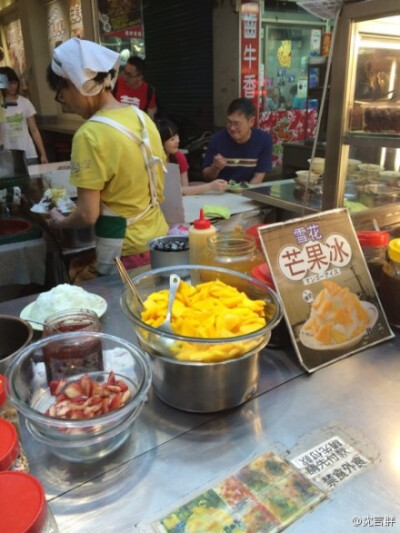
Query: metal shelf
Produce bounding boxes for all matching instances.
[343,132,400,148]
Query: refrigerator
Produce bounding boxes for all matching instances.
[324,0,400,231]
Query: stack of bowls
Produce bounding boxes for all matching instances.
[358,163,385,181]
[5,332,151,462]
[120,265,282,412]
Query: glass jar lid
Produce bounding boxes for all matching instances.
[0,471,48,533]
[0,418,18,470]
[357,231,390,247]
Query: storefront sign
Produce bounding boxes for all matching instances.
[258,209,393,372]
[45,1,84,52]
[4,19,26,80]
[98,0,143,38]
[46,1,69,51]
[240,1,260,124]
[69,0,84,39]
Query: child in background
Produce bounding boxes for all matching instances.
[0,66,48,164]
[157,119,228,195]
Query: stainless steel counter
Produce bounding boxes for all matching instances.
[2,274,400,532]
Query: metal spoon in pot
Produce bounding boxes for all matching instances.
[158,274,181,334]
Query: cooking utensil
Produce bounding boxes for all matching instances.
[120,264,282,366]
[114,257,145,309]
[158,274,181,334]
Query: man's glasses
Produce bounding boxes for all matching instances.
[123,70,140,79]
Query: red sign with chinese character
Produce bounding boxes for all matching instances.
[259,209,393,372]
[240,1,260,124]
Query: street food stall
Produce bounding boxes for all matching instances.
[1,2,400,531]
[0,272,400,531]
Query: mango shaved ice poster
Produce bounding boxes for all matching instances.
[258,208,393,372]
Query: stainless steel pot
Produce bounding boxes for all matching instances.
[148,342,266,413]
[148,235,189,270]
[0,315,33,374]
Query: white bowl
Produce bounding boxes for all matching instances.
[358,163,384,174]
[379,171,400,182]
[348,159,361,172]
[296,170,320,184]
[307,157,325,174]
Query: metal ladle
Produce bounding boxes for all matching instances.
[158,274,181,334]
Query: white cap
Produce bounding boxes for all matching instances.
[51,37,120,96]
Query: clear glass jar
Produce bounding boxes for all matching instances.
[42,309,103,382]
[378,238,400,329]
[204,232,264,275]
[357,230,389,287]
[0,471,58,532]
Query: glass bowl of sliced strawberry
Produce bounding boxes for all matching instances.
[5,332,151,463]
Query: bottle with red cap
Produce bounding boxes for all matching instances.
[0,471,58,532]
[189,208,217,266]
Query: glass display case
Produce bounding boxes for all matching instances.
[324,0,400,228]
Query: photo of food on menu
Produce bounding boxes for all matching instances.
[258,208,393,372]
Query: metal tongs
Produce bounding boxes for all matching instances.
[114,257,145,309]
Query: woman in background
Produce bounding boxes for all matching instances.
[0,66,48,164]
[157,119,228,195]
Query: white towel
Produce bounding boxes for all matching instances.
[52,37,120,96]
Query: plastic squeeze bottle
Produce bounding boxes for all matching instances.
[189,208,216,265]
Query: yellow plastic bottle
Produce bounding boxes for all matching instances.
[189,209,216,266]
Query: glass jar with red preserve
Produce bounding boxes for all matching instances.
[356,230,389,287]
[42,309,103,382]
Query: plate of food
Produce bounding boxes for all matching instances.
[20,284,107,330]
[299,281,378,351]
[30,188,76,215]
[227,180,251,193]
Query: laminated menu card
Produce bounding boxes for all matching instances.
[138,451,326,532]
[258,208,393,372]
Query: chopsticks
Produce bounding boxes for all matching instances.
[114,257,145,308]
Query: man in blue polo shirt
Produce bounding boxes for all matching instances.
[202,97,273,184]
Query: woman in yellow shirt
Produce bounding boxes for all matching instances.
[46,38,168,275]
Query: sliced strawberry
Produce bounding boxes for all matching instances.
[64,383,83,399]
[46,371,130,420]
[105,384,122,393]
[79,374,91,397]
[109,392,122,410]
[116,379,128,392]
[121,390,131,404]
[107,370,116,385]
[49,378,67,396]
